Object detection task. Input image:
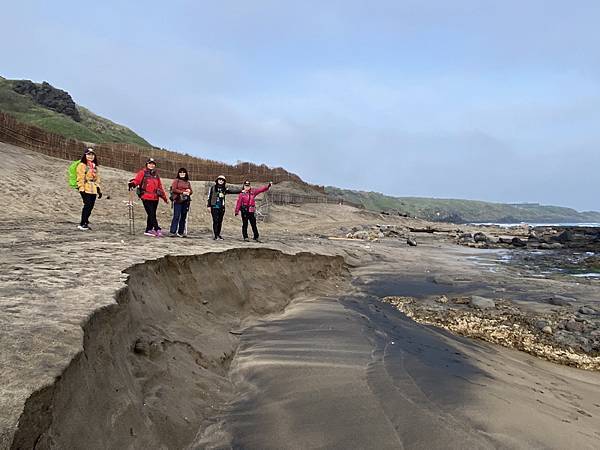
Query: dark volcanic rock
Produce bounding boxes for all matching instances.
[579,306,599,316]
[552,230,574,244]
[473,232,489,243]
[511,237,527,247]
[12,80,81,122]
[545,295,575,306]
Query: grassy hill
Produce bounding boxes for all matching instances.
[326,186,600,224]
[0,76,150,146]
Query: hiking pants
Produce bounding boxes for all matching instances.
[170,202,190,235]
[80,192,96,226]
[241,209,259,240]
[211,207,225,237]
[142,199,160,232]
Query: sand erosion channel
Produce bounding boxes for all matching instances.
[11,248,348,449]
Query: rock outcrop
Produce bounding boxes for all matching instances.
[12,80,81,122]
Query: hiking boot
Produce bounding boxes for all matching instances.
[77,225,89,231]
[144,230,156,236]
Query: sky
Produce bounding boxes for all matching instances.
[2,0,600,211]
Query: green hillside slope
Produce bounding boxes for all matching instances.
[0,76,150,146]
[326,186,600,224]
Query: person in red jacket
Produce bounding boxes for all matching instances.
[234,180,272,241]
[129,158,168,237]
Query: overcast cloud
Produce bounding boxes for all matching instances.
[2,0,599,210]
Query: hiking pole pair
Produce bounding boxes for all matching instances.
[127,187,135,235]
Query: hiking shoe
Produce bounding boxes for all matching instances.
[177,233,187,238]
[213,236,218,240]
[155,230,164,237]
[243,237,249,242]
[144,230,156,236]
[253,238,261,243]
[169,232,178,237]
[217,236,224,240]
[77,225,89,231]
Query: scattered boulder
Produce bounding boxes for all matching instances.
[565,320,584,333]
[579,306,598,316]
[552,230,574,244]
[539,243,563,250]
[407,237,418,247]
[458,233,474,243]
[473,232,489,243]
[542,326,553,335]
[511,237,527,247]
[546,295,576,306]
[352,230,370,240]
[469,296,496,309]
[431,275,455,286]
[436,295,449,304]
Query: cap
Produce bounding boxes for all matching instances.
[84,148,95,154]
[243,180,251,186]
[216,175,226,182]
[146,158,157,165]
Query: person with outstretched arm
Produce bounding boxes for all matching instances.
[129,158,168,237]
[234,180,272,242]
[76,148,102,230]
[206,175,241,240]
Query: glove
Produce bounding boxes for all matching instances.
[128,181,136,190]
[97,188,103,199]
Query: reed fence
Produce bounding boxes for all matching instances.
[0,112,325,188]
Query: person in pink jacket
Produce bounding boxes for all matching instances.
[234,180,272,241]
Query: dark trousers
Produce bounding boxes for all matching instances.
[211,207,225,237]
[170,202,190,234]
[142,200,160,232]
[241,209,259,239]
[80,192,96,226]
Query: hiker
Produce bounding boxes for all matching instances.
[129,158,168,237]
[206,175,241,240]
[234,180,272,242]
[169,167,193,237]
[76,148,101,230]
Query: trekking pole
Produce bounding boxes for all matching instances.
[184,201,190,236]
[128,187,135,235]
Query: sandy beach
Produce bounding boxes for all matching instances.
[1,141,600,449]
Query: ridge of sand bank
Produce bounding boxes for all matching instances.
[10,249,348,449]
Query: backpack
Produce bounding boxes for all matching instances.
[68,160,84,189]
